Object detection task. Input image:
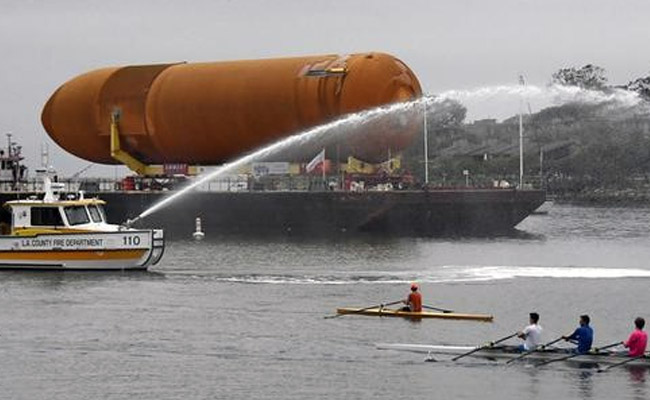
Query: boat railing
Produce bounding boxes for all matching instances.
[0,174,545,195]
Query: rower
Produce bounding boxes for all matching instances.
[401,283,422,312]
[623,317,648,357]
[517,312,543,351]
[563,315,593,354]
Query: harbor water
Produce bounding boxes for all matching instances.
[1,203,650,399]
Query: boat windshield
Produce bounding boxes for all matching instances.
[88,205,104,223]
[64,206,90,225]
[31,207,64,226]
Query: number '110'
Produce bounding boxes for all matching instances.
[123,236,141,246]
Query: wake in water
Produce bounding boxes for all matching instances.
[128,83,647,224]
[458,265,650,280]
[164,265,650,285]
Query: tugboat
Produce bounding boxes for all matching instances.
[0,177,164,270]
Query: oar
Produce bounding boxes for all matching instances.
[452,332,519,361]
[536,341,622,368]
[324,300,403,319]
[422,304,454,313]
[597,352,649,373]
[505,335,566,365]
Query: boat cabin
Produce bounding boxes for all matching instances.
[2,197,115,236]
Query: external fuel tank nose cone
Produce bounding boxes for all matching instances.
[41,53,422,165]
[41,92,55,138]
[41,67,121,164]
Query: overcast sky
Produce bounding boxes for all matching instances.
[1,0,649,176]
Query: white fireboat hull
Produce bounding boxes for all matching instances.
[0,229,164,270]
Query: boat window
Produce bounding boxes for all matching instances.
[97,205,107,222]
[88,205,103,223]
[31,207,64,226]
[64,206,90,225]
[0,212,11,234]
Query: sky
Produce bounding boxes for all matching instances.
[1,0,649,176]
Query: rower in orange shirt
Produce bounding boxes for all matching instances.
[402,283,422,312]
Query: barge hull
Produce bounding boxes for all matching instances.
[77,189,546,239]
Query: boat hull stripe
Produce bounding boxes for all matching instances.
[0,249,147,260]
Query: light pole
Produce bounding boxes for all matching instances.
[423,96,429,185]
[518,75,525,189]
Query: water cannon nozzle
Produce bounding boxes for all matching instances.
[121,216,140,229]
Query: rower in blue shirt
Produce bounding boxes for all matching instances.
[563,314,593,354]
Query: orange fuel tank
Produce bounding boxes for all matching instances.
[41,52,422,165]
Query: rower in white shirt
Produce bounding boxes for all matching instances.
[517,312,543,351]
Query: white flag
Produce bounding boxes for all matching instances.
[306,149,325,173]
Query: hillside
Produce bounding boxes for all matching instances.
[402,98,650,203]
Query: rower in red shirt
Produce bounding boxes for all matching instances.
[623,317,648,357]
[402,283,422,312]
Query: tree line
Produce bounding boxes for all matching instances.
[401,65,650,200]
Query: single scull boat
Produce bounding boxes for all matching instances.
[336,307,493,321]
